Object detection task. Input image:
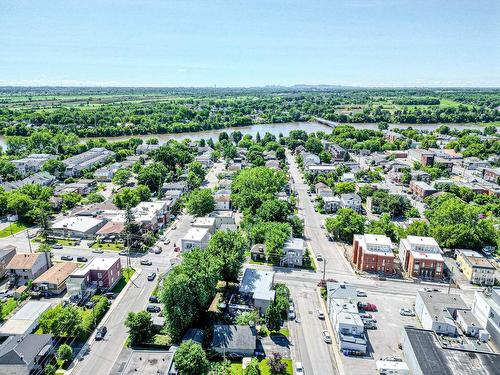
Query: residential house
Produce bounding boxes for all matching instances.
[239,268,275,315]
[281,238,304,267]
[33,262,79,295]
[162,181,188,194]
[265,159,280,170]
[302,153,320,168]
[414,291,468,336]
[11,154,56,176]
[0,301,52,337]
[181,227,211,251]
[194,152,213,169]
[409,180,437,199]
[472,288,500,350]
[250,244,266,262]
[94,162,122,182]
[455,309,483,338]
[352,234,395,274]
[0,334,53,375]
[383,130,406,142]
[136,144,160,155]
[434,157,454,173]
[6,253,51,286]
[132,200,171,232]
[263,150,277,160]
[410,170,432,183]
[214,189,231,211]
[66,257,122,303]
[322,141,348,161]
[483,168,500,184]
[341,172,356,182]
[192,217,216,233]
[306,164,339,175]
[463,157,491,171]
[340,193,362,212]
[399,236,444,279]
[0,246,16,278]
[63,148,115,177]
[456,250,496,286]
[323,196,341,213]
[210,210,236,229]
[212,325,257,357]
[0,172,56,193]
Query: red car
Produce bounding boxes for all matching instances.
[358,302,377,312]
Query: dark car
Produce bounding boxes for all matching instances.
[61,255,73,261]
[95,326,107,341]
[146,305,161,313]
[77,256,88,262]
[104,292,117,299]
[149,296,159,303]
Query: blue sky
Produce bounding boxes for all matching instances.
[0,0,499,87]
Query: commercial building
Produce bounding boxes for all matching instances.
[66,257,122,303]
[11,154,56,176]
[6,253,51,286]
[63,147,115,177]
[408,149,435,166]
[401,326,500,375]
[181,227,211,252]
[33,262,79,295]
[0,301,52,336]
[192,217,216,233]
[472,288,500,350]
[239,268,275,315]
[399,236,444,279]
[456,250,496,286]
[51,216,106,239]
[132,200,171,231]
[121,349,177,375]
[352,234,395,274]
[414,291,468,336]
[0,333,54,375]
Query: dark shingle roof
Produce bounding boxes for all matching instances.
[0,334,52,365]
[212,325,256,351]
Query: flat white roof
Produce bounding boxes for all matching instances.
[410,250,444,261]
[240,268,275,301]
[307,165,337,170]
[183,227,210,242]
[338,311,364,326]
[193,217,216,226]
[405,235,440,249]
[284,238,304,251]
[52,216,103,233]
[10,301,52,321]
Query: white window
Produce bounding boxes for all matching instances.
[436,264,442,272]
[98,272,102,279]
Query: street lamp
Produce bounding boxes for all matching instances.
[323,258,328,282]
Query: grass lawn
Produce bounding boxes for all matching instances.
[151,334,170,346]
[0,299,19,320]
[271,327,290,338]
[91,242,124,251]
[111,267,135,293]
[227,358,293,375]
[230,363,243,375]
[57,239,77,246]
[0,222,27,238]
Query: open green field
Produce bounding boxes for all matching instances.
[0,222,27,238]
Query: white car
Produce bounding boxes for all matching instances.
[92,248,104,254]
[322,330,332,344]
[357,290,367,297]
[317,309,325,320]
[164,239,170,245]
[399,308,416,316]
[316,254,323,261]
[295,362,304,374]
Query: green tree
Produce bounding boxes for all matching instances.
[187,161,206,190]
[57,344,73,364]
[153,141,193,172]
[112,169,132,186]
[365,214,399,242]
[125,311,153,345]
[256,199,291,222]
[265,301,282,332]
[186,188,215,217]
[44,364,57,375]
[137,162,168,194]
[244,358,261,375]
[319,150,332,164]
[236,310,260,325]
[174,340,209,375]
[61,192,81,210]
[305,136,323,154]
[205,229,247,284]
[334,182,355,194]
[41,159,66,177]
[325,208,366,242]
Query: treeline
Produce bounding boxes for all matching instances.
[0,89,499,138]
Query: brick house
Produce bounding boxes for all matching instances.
[399,236,444,279]
[352,234,395,274]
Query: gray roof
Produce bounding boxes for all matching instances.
[326,282,358,300]
[212,325,257,351]
[403,327,500,375]
[182,328,205,344]
[418,291,468,324]
[0,334,52,365]
[239,268,275,301]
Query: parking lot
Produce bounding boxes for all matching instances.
[341,291,420,374]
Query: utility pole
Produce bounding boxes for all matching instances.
[323,258,327,282]
[26,229,33,253]
[447,266,454,294]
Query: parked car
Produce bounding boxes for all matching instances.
[118,250,128,256]
[364,321,376,329]
[104,292,117,299]
[295,362,304,374]
[154,247,162,254]
[317,309,325,320]
[60,255,73,261]
[95,326,107,341]
[147,272,157,281]
[149,296,159,303]
[288,304,296,320]
[171,225,177,230]
[322,330,332,344]
[85,301,95,309]
[356,290,367,297]
[164,239,170,245]
[52,244,63,249]
[316,254,323,261]
[358,302,377,312]
[399,308,416,317]
[147,305,161,313]
[92,248,104,254]
[359,313,376,322]
[77,256,88,262]
[140,259,152,266]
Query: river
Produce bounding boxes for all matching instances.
[0,121,494,150]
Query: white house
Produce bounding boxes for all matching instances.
[340,193,362,212]
[282,238,304,267]
[239,268,275,315]
[192,217,216,233]
[181,227,211,252]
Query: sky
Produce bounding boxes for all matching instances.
[0,0,499,87]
